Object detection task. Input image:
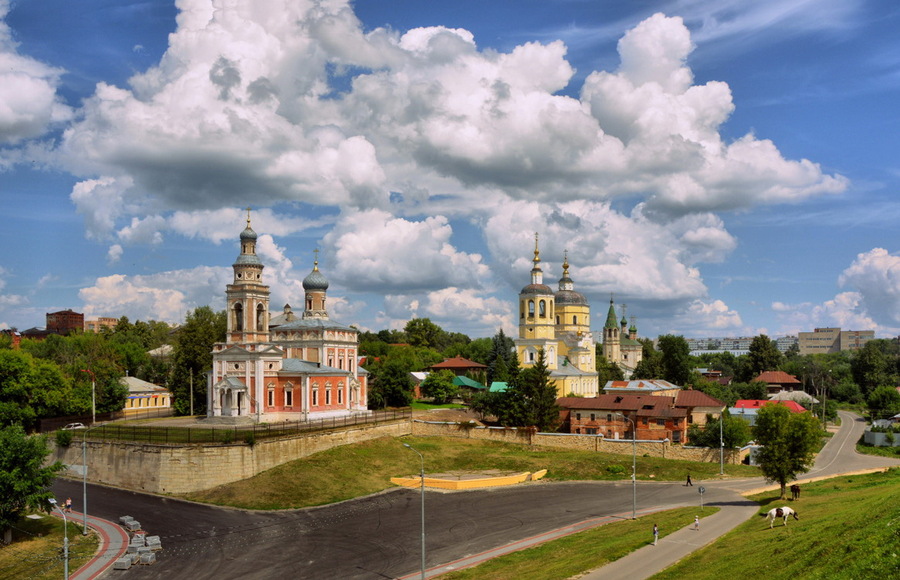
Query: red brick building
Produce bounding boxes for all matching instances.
[46,309,84,335]
[558,394,689,443]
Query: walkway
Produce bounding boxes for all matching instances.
[65,510,129,580]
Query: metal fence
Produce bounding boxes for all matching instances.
[80,408,412,445]
[39,407,175,432]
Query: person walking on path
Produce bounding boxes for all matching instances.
[693,515,699,531]
[652,524,659,546]
[64,497,72,513]
[685,473,693,486]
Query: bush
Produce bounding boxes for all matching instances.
[55,430,73,447]
[220,430,234,444]
[606,464,626,475]
[244,431,256,447]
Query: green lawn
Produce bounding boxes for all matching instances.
[0,514,99,580]
[181,435,759,509]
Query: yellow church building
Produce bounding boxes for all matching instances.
[514,236,599,396]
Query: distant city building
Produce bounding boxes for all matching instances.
[514,237,599,397]
[84,316,118,333]
[798,327,874,355]
[46,309,84,335]
[688,335,797,355]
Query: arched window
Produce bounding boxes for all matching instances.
[256,304,265,331]
[539,300,546,317]
[233,302,243,331]
[573,315,577,325]
[556,315,560,324]
[528,300,535,316]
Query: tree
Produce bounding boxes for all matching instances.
[367,357,414,409]
[687,412,752,448]
[170,307,226,415]
[0,425,64,543]
[595,354,624,391]
[508,349,559,431]
[420,370,459,404]
[851,341,893,398]
[0,350,78,429]
[404,318,444,349]
[628,338,662,379]
[485,329,516,386]
[754,404,822,499]
[747,334,782,378]
[657,334,693,386]
[866,386,900,420]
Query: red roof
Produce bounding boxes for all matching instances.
[734,399,806,413]
[430,356,487,370]
[753,371,801,385]
[675,390,725,408]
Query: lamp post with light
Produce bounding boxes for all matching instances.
[403,443,426,580]
[48,498,69,579]
[612,412,637,520]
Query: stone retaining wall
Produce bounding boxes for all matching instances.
[412,421,748,464]
[54,419,411,494]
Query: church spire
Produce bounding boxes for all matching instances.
[531,232,544,285]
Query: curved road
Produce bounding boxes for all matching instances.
[52,411,900,579]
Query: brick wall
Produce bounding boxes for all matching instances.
[412,421,747,464]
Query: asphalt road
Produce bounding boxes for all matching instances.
[51,410,900,579]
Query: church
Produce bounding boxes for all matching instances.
[207,212,367,421]
[514,235,599,396]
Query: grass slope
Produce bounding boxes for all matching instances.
[0,515,99,580]
[652,468,900,579]
[181,435,758,509]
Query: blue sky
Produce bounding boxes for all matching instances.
[2,0,900,341]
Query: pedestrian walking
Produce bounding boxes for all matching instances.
[686,473,693,486]
[652,523,659,545]
[694,515,700,531]
[64,497,72,513]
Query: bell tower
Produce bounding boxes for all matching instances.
[225,208,271,344]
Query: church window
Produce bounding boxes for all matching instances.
[325,389,331,405]
[539,300,546,317]
[267,389,274,407]
[573,315,577,325]
[312,390,318,406]
[285,388,293,407]
[528,300,535,316]
[556,315,559,324]
[338,389,343,404]
[233,302,243,331]
[256,304,265,331]
[529,351,535,362]
[233,363,239,370]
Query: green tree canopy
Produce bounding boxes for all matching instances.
[0,425,64,543]
[367,357,414,409]
[404,318,444,349]
[657,334,693,386]
[754,404,822,499]
[866,385,900,420]
[0,350,77,429]
[746,334,783,379]
[687,412,752,448]
[170,306,226,415]
[420,370,459,404]
[851,341,894,398]
[508,349,559,431]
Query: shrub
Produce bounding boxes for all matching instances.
[220,430,234,444]
[244,431,256,447]
[606,464,626,475]
[55,430,73,447]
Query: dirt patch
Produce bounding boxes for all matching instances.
[414,408,484,424]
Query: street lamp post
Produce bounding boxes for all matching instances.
[80,369,96,426]
[48,498,69,579]
[719,411,725,475]
[82,430,88,535]
[403,443,426,580]
[613,412,636,520]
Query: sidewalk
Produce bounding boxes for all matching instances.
[577,502,759,580]
[67,510,129,580]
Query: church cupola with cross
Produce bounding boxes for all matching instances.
[302,250,330,319]
[225,208,271,344]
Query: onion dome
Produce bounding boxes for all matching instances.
[303,257,329,291]
[521,232,553,294]
[556,251,587,305]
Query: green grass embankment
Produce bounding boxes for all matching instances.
[0,515,99,580]
[181,435,758,509]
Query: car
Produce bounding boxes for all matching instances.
[62,422,86,430]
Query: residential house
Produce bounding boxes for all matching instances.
[603,379,681,397]
[753,370,802,396]
[557,394,689,443]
